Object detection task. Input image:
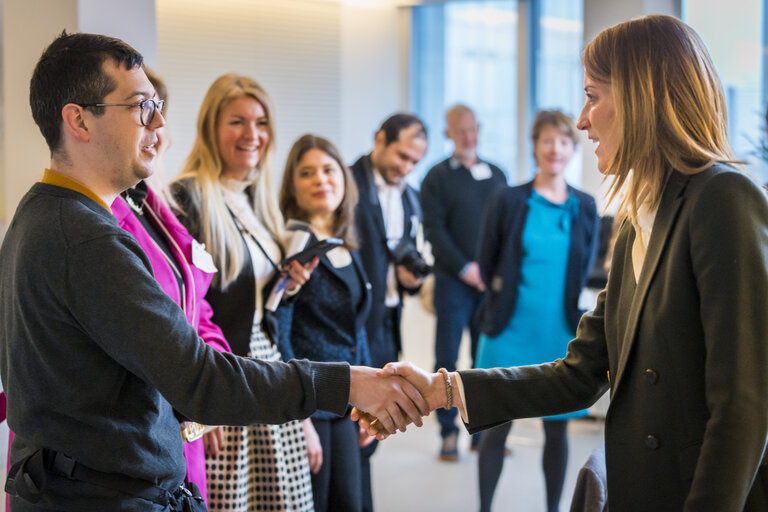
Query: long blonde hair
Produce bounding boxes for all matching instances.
[172,73,284,288]
[584,15,738,221]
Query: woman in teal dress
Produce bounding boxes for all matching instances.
[474,110,600,512]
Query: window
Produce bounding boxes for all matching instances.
[410,1,518,185]
[684,0,768,183]
[410,0,584,186]
[531,0,584,184]
[533,0,583,126]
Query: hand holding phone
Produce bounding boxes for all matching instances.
[281,238,344,268]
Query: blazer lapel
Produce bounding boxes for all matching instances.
[319,251,345,284]
[360,156,389,242]
[613,172,689,393]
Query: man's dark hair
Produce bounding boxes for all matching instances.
[30,31,144,153]
[378,113,427,146]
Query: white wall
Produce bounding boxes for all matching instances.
[78,0,158,67]
[340,4,410,162]
[156,0,407,187]
[0,0,77,223]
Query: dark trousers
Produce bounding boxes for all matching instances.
[311,415,362,512]
[433,270,482,438]
[360,307,399,512]
[478,419,569,512]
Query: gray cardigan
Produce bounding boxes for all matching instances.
[0,183,350,510]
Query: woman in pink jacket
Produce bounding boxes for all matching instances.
[111,180,230,502]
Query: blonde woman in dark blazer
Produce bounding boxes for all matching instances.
[365,15,768,511]
[170,74,319,512]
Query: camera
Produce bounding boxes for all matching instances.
[390,238,432,278]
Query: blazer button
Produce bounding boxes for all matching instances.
[644,435,660,450]
[645,369,659,384]
[351,347,357,355]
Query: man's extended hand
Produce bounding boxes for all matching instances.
[351,362,463,439]
[378,362,446,411]
[348,365,429,435]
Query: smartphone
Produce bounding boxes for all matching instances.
[281,238,344,267]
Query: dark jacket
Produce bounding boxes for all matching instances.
[277,243,372,418]
[350,154,421,357]
[461,165,768,511]
[475,180,600,337]
[420,156,506,276]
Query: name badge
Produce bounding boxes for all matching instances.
[191,239,218,273]
[469,162,492,181]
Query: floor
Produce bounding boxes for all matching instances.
[369,296,606,512]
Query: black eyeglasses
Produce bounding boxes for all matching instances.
[76,99,165,127]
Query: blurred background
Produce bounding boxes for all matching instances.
[2,1,767,509]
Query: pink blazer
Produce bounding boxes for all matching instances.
[111,186,231,502]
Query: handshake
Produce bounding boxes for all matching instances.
[347,362,464,439]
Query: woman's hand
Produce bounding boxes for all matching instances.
[302,418,323,474]
[203,426,225,457]
[284,257,319,292]
[396,265,424,289]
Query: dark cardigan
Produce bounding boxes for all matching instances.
[474,180,600,337]
[276,242,372,419]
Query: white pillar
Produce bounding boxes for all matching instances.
[0,0,157,224]
[0,0,78,225]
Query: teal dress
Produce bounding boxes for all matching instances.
[476,190,587,420]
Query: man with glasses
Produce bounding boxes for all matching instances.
[0,31,426,511]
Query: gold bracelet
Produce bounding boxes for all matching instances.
[437,367,453,410]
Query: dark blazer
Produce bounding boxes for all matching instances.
[276,244,372,418]
[475,181,600,337]
[460,164,768,511]
[350,154,421,358]
[171,178,262,357]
